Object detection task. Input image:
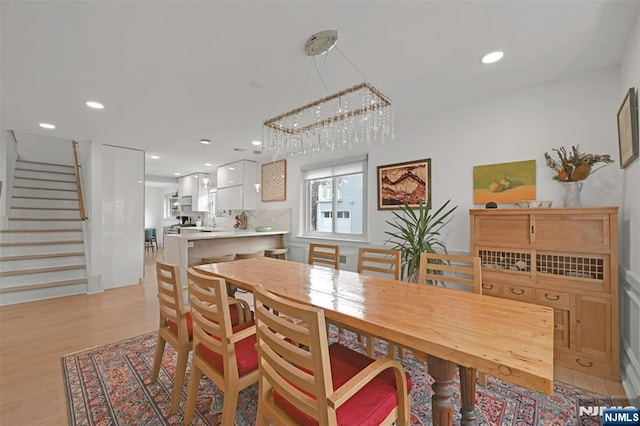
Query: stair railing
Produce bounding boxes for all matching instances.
[72,140,88,220]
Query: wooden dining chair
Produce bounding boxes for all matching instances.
[150,261,191,414]
[252,284,412,426]
[150,261,252,414]
[308,243,340,269]
[200,254,238,296]
[416,252,487,386]
[183,268,259,425]
[356,247,401,357]
[264,247,288,260]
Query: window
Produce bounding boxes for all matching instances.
[302,156,366,239]
[164,195,179,219]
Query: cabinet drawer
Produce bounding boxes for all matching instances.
[557,351,612,378]
[534,289,570,309]
[480,281,502,297]
[501,284,534,302]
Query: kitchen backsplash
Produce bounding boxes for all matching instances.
[214,208,291,232]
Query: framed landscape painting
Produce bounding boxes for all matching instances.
[377,158,430,210]
[473,160,536,205]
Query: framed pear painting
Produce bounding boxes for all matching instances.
[473,160,536,205]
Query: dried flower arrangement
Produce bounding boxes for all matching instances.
[544,145,614,182]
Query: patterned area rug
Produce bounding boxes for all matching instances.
[62,330,614,425]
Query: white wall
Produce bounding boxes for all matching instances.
[144,186,164,247]
[259,66,624,259]
[618,11,640,405]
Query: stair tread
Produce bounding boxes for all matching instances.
[15,167,75,176]
[9,218,82,221]
[17,160,74,168]
[11,207,80,211]
[0,278,87,294]
[14,186,77,192]
[0,252,85,261]
[14,176,76,183]
[1,229,82,233]
[0,240,83,246]
[0,264,86,277]
[12,196,78,201]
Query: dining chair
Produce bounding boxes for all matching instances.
[252,284,412,426]
[200,254,238,296]
[183,268,260,425]
[150,261,252,414]
[416,252,487,387]
[356,247,401,357]
[150,261,190,414]
[145,228,157,252]
[308,243,339,269]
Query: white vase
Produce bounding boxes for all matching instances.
[562,181,582,207]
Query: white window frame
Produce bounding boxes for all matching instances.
[301,155,367,241]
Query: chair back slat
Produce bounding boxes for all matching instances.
[156,261,186,332]
[418,252,482,294]
[357,247,401,280]
[254,284,333,423]
[308,243,339,269]
[187,268,234,353]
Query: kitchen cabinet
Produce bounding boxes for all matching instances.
[178,173,211,212]
[216,160,256,210]
[469,207,619,380]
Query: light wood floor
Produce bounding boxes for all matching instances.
[0,250,628,425]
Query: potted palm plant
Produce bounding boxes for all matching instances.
[384,200,457,282]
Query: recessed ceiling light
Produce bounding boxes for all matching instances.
[174,172,181,176]
[86,101,104,109]
[150,155,160,159]
[228,167,235,170]
[252,140,262,146]
[205,162,212,167]
[39,123,55,129]
[200,139,211,145]
[481,51,504,64]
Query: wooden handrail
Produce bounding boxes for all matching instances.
[71,141,87,220]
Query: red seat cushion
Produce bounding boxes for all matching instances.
[274,343,413,426]
[167,312,194,339]
[196,320,258,377]
[167,304,249,338]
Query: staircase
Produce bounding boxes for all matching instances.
[0,159,88,305]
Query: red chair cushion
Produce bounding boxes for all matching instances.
[167,305,249,338]
[167,312,194,339]
[274,343,413,426]
[196,320,258,377]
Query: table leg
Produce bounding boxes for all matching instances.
[458,366,479,425]
[427,355,456,426]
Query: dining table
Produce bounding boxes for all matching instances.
[195,257,554,426]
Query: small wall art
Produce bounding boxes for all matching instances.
[617,87,639,169]
[261,159,286,202]
[473,159,536,204]
[377,158,430,210]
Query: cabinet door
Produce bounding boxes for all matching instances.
[575,295,611,359]
[216,186,243,210]
[533,214,610,252]
[227,161,243,186]
[473,215,531,247]
[217,166,230,188]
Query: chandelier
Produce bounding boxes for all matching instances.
[263,30,393,158]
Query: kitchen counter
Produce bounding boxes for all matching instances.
[171,229,287,239]
[164,230,288,283]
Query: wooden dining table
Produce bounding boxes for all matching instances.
[195,257,554,426]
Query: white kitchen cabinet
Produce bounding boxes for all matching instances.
[178,173,211,212]
[215,160,257,210]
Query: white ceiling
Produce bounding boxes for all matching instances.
[2,1,639,182]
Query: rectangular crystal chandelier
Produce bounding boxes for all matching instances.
[263,31,394,158]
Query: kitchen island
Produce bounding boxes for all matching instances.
[164,230,288,283]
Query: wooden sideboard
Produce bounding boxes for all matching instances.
[470,207,619,381]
